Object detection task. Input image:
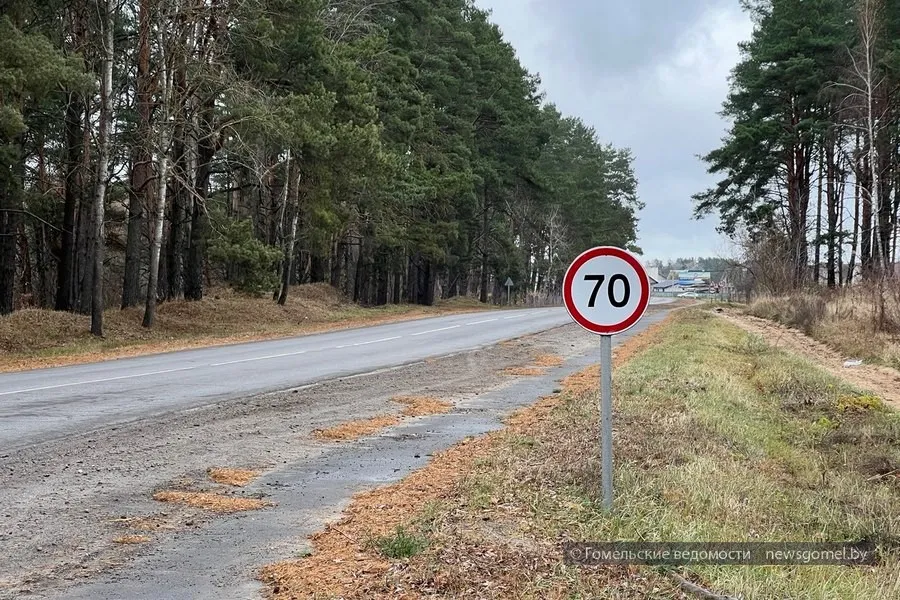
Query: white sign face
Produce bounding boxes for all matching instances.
[563,247,650,335]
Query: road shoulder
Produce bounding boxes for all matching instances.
[257,308,900,599]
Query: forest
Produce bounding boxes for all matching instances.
[0,0,642,336]
[696,0,900,293]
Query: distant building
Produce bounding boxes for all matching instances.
[665,269,712,290]
[652,279,679,293]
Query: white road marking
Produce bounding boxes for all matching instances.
[352,336,402,347]
[467,318,498,325]
[503,314,528,320]
[0,366,198,397]
[411,325,461,336]
[210,350,307,367]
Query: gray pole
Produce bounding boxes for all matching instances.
[600,334,613,511]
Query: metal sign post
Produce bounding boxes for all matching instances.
[505,277,514,305]
[599,333,613,510]
[562,246,650,513]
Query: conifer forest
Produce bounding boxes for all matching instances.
[0,0,642,335]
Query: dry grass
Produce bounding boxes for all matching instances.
[313,416,402,441]
[749,286,900,370]
[0,283,497,373]
[112,535,151,545]
[313,397,454,442]
[532,354,564,367]
[152,490,271,514]
[394,309,899,599]
[392,396,453,418]
[721,312,900,410]
[500,366,546,377]
[207,468,261,487]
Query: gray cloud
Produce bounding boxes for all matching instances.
[528,0,721,77]
[478,0,753,260]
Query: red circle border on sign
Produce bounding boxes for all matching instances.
[563,246,650,335]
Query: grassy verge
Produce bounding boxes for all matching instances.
[0,284,497,372]
[264,309,900,599]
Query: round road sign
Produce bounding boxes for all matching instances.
[563,246,650,335]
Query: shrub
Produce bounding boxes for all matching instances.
[208,218,281,295]
[749,293,826,334]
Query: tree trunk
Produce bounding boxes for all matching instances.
[893,162,900,266]
[479,193,489,303]
[861,154,873,277]
[848,148,862,286]
[144,26,172,328]
[143,147,169,327]
[34,223,54,308]
[837,173,845,287]
[0,148,22,315]
[277,159,300,306]
[392,265,401,304]
[123,0,153,309]
[330,235,343,288]
[185,114,214,301]
[75,103,94,314]
[90,0,114,337]
[826,139,838,288]
[876,131,893,269]
[166,129,187,300]
[57,94,84,311]
[814,150,823,284]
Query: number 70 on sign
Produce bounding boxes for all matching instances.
[563,247,650,335]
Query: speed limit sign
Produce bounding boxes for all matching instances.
[563,246,650,335]
[563,246,650,512]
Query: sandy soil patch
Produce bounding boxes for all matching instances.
[720,311,900,410]
[152,491,271,514]
[109,514,178,532]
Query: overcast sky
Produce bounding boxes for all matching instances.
[476,0,754,261]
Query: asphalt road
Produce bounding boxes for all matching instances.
[0,302,670,452]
